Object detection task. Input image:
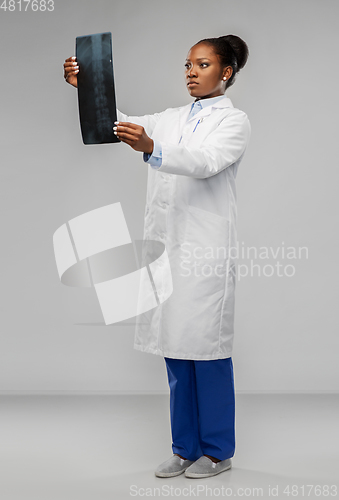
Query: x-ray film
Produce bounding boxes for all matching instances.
[76,32,120,145]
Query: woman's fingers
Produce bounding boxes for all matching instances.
[64,57,78,70]
[63,56,79,87]
[114,121,153,153]
[64,67,79,77]
[64,57,79,74]
[116,131,139,142]
[64,62,79,69]
[115,121,138,128]
[114,123,141,140]
[114,122,142,138]
[114,122,140,131]
[64,57,77,64]
[118,137,135,147]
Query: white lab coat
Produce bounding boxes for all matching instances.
[117,95,251,360]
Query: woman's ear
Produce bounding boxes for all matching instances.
[223,66,233,81]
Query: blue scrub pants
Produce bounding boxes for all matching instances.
[164,357,235,462]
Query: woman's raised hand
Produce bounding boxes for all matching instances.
[63,56,79,88]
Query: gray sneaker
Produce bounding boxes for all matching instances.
[155,455,195,478]
[185,455,232,478]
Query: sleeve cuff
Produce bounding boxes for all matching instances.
[143,139,162,169]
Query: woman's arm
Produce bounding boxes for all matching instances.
[116,109,251,178]
[157,110,251,178]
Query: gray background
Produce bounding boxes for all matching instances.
[0,0,338,394]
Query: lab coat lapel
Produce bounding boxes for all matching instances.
[186,96,234,122]
[172,96,234,145]
[174,96,234,145]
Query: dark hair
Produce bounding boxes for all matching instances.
[195,34,249,89]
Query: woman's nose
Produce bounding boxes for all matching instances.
[187,65,197,77]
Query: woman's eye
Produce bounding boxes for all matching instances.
[200,63,209,68]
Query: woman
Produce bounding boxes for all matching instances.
[64,34,251,479]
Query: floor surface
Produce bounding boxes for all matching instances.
[0,394,338,499]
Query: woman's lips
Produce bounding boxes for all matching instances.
[187,81,198,86]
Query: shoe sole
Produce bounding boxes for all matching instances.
[185,463,232,478]
[155,469,187,478]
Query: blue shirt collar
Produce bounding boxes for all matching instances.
[193,94,226,109]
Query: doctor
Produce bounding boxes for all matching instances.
[64,33,251,479]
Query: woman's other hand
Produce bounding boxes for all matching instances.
[114,122,154,154]
[63,56,79,88]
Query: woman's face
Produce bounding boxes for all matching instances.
[185,43,232,99]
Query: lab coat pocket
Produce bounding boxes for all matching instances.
[182,205,230,269]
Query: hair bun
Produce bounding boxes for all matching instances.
[219,34,249,71]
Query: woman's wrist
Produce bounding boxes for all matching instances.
[145,139,154,155]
